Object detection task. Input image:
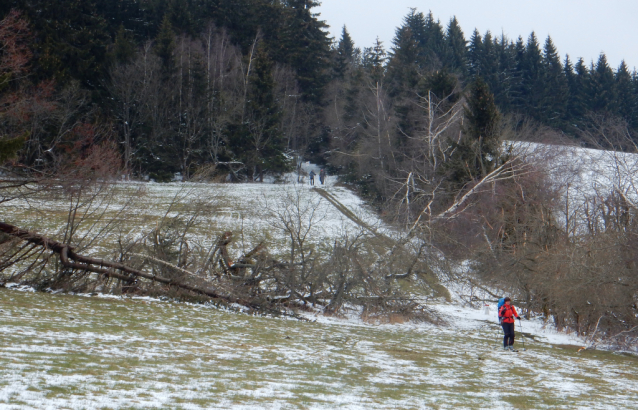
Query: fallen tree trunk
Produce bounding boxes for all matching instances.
[0,221,253,308]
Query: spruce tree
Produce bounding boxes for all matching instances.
[278,0,331,103]
[154,15,176,73]
[590,53,617,113]
[615,61,635,124]
[572,57,591,119]
[479,32,499,94]
[509,36,527,111]
[386,26,420,91]
[387,9,426,93]
[418,69,459,104]
[467,29,483,77]
[493,36,518,110]
[113,25,136,64]
[246,45,287,179]
[334,26,355,78]
[422,11,446,67]
[541,36,568,127]
[0,134,28,165]
[95,0,143,37]
[563,55,578,125]
[342,67,365,122]
[447,76,501,183]
[402,8,427,57]
[168,0,195,35]
[29,0,110,86]
[522,32,544,120]
[444,17,467,75]
[464,76,501,168]
[363,38,387,86]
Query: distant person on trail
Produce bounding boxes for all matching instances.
[319,169,326,185]
[499,297,521,351]
[309,170,316,186]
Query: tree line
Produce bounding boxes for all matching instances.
[384,9,637,134]
[1,3,637,182]
[0,0,331,181]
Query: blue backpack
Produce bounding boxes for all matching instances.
[497,298,505,322]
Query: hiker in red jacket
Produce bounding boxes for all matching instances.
[499,297,521,351]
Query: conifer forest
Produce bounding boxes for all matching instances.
[1,1,636,182]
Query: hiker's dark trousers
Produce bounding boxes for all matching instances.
[502,322,515,347]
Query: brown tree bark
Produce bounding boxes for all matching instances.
[0,221,250,306]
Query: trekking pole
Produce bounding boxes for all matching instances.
[518,317,526,351]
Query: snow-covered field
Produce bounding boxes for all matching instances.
[2,151,638,408]
[514,141,638,230]
[0,165,388,262]
[1,287,637,410]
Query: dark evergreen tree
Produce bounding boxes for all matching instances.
[589,53,617,113]
[168,0,196,35]
[571,57,591,123]
[464,76,501,165]
[422,11,446,68]
[615,61,635,125]
[402,8,428,58]
[522,32,544,120]
[509,36,527,111]
[563,55,578,125]
[387,28,420,92]
[387,9,446,90]
[154,15,176,73]
[334,26,356,78]
[25,0,110,86]
[112,25,136,64]
[541,36,568,127]
[342,67,365,122]
[443,17,467,75]
[278,0,331,103]
[95,0,143,37]
[479,31,499,93]
[387,10,424,92]
[493,35,518,110]
[245,45,288,180]
[467,29,483,77]
[0,134,27,165]
[447,76,501,183]
[200,0,256,50]
[362,38,387,85]
[418,69,459,104]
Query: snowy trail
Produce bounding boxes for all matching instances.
[1,288,637,410]
[311,187,396,246]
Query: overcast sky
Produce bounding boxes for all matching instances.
[316,0,638,71]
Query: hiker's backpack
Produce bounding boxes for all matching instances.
[497,298,505,322]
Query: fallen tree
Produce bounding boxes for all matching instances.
[0,221,272,312]
[0,217,439,323]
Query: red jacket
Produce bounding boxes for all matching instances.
[499,304,519,324]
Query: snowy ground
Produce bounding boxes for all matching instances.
[0,166,387,261]
[513,141,638,230]
[1,287,637,410]
[2,151,638,408]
